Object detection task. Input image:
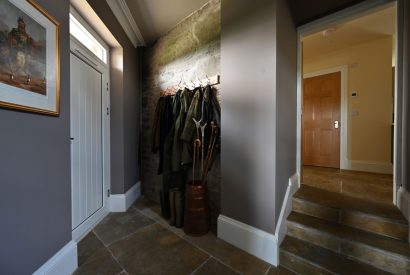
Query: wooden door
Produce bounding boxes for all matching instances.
[303,72,341,168]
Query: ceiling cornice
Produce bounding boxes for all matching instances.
[106,0,146,47]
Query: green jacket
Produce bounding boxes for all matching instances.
[180,88,203,166]
[171,88,193,171]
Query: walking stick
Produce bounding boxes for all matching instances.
[193,139,201,184]
[203,122,219,182]
[193,118,201,140]
[200,123,207,180]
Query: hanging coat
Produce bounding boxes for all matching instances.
[162,90,187,195]
[171,88,193,172]
[152,96,174,175]
[180,88,203,166]
[200,85,221,155]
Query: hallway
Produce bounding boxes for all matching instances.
[74,198,293,275]
[2,0,410,274]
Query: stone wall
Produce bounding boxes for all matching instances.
[141,0,221,230]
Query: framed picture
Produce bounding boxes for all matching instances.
[0,0,60,116]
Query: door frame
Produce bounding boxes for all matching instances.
[296,0,400,205]
[70,7,111,241]
[303,66,348,170]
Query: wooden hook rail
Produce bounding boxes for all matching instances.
[160,75,220,96]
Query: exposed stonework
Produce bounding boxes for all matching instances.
[151,0,220,67]
[141,0,221,231]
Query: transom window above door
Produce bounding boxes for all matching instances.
[69,13,107,64]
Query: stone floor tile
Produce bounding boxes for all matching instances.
[77,231,111,266]
[73,254,123,275]
[134,197,165,222]
[183,232,270,275]
[108,223,208,275]
[193,258,239,275]
[93,207,155,246]
[156,218,186,237]
[133,196,160,212]
[134,197,186,237]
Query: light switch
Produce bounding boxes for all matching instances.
[352,110,359,116]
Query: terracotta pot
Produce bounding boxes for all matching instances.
[183,181,209,236]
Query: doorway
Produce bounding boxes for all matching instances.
[69,9,111,241]
[297,2,398,204]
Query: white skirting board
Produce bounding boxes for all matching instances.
[345,160,393,174]
[109,181,141,212]
[218,174,299,266]
[218,215,278,265]
[72,207,109,242]
[32,241,77,275]
[275,173,300,246]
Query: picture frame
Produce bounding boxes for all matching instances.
[0,0,60,116]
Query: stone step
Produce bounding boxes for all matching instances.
[287,212,410,274]
[280,236,391,275]
[293,185,408,241]
[268,266,297,274]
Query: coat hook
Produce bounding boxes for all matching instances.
[206,75,211,85]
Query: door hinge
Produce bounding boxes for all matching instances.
[107,107,110,115]
[107,189,111,197]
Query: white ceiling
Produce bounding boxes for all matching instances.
[124,0,211,44]
[303,5,396,59]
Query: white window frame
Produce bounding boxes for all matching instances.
[69,12,107,64]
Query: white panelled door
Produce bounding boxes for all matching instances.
[70,53,103,230]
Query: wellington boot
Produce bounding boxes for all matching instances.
[159,190,170,219]
[175,190,184,228]
[169,191,176,226]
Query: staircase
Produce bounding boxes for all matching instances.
[280,184,410,274]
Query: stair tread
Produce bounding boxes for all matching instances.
[295,185,407,224]
[268,266,297,274]
[281,236,391,275]
[288,212,410,258]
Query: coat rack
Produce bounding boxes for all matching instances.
[160,75,220,96]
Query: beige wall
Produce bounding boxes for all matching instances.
[304,37,393,164]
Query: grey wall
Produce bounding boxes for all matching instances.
[401,0,410,191]
[275,0,297,222]
[0,0,71,273]
[221,0,297,234]
[221,0,277,233]
[396,0,409,193]
[86,0,141,194]
[110,46,126,191]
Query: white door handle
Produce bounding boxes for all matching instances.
[334,121,340,129]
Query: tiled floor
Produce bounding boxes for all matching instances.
[302,165,393,204]
[75,197,292,275]
[75,167,394,274]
